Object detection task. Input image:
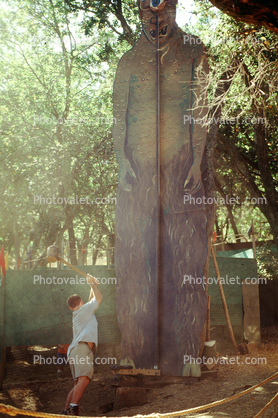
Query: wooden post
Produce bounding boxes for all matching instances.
[27,249,31,270]
[60,239,64,270]
[211,247,239,354]
[0,271,5,390]
[251,220,256,259]
[107,248,111,269]
[206,295,211,342]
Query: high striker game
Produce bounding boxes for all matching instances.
[113,0,208,376]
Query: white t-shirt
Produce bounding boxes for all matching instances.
[67,298,99,357]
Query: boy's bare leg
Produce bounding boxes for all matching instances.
[64,377,90,410]
[64,381,77,411]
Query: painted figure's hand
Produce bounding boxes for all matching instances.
[118,159,136,191]
[184,166,201,195]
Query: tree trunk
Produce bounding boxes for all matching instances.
[13,221,20,269]
[253,114,278,247]
[214,175,241,243]
[92,234,103,265]
[201,58,239,287]
[217,132,278,248]
[67,215,77,265]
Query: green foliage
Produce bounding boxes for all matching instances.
[189,0,278,245]
[0,0,126,264]
[257,243,278,280]
[65,0,140,45]
[1,0,277,267]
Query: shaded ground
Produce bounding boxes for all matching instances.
[1,324,278,418]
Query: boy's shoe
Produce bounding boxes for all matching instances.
[66,405,79,416]
[61,410,67,415]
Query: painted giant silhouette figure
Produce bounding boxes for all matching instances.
[113,0,208,376]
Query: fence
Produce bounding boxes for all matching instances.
[207,257,259,351]
[0,257,260,385]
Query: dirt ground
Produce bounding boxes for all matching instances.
[1,324,278,418]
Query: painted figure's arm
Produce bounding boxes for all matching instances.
[184,42,209,195]
[113,54,136,192]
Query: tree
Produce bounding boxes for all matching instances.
[64,0,140,45]
[0,0,119,266]
[187,4,278,248]
[208,0,278,34]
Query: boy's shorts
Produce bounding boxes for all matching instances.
[68,342,94,381]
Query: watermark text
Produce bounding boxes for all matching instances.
[183,115,266,126]
[183,195,267,206]
[184,354,267,365]
[33,275,117,285]
[33,355,117,365]
[33,195,117,205]
[182,275,267,286]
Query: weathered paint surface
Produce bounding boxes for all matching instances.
[113,0,209,376]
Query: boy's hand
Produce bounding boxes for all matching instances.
[86,274,99,286]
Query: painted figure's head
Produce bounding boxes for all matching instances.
[137,0,178,44]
